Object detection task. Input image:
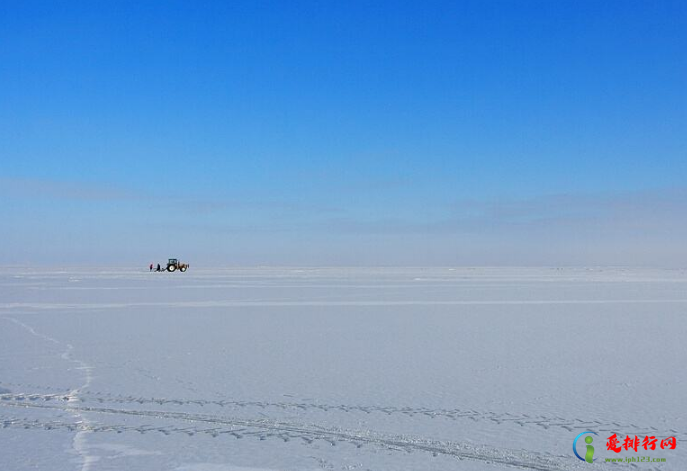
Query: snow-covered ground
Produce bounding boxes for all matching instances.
[1,267,685,471]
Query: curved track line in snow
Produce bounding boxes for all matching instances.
[0,390,687,440]
[1,386,682,440]
[0,402,584,471]
[1,392,678,471]
[2,318,96,471]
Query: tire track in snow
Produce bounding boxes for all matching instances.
[0,402,589,471]
[1,387,682,441]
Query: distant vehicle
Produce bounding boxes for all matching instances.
[166,258,189,272]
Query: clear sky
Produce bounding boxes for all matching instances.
[1,1,686,266]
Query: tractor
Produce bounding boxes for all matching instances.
[166,258,189,272]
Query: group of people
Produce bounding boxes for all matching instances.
[149,263,162,272]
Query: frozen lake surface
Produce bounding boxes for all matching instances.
[1,267,685,470]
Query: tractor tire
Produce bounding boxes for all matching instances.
[167,264,176,272]
[180,266,187,272]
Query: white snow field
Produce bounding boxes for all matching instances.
[1,267,686,471]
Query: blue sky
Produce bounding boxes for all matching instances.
[1,1,686,266]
